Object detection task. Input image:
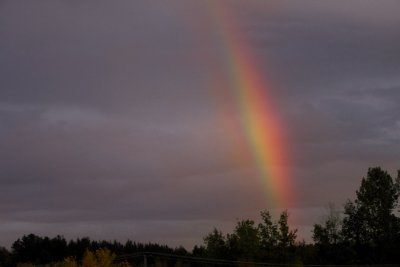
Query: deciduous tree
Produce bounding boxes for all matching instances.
[342,167,400,262]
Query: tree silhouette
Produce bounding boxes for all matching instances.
[258,210,278,250]
[313,204,342,246]
[203,228,227,259]
[342,167,400,262]
[228,219,261,260]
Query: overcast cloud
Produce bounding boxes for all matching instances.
[1,0,400,248]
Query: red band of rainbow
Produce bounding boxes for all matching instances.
[207,1,292,209]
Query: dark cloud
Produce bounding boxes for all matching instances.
[1,0,399,247]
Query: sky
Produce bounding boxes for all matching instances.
[1,0,400,249]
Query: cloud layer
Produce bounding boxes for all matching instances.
[1,0,399,248]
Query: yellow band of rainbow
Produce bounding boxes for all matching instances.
[207,1,292,209]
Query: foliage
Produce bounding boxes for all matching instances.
[311,204,352,264]
[341,167,400,262]
[0,246,12,267]
[258,211,278,250]
[204,211,297,263]
[10,235,179,266]
[53,257,79,267]
[277,211,297,248]
[204,167,400,264]
[342,167,400,244]
[228,219,261,260]
[276,211,297,262]
[312,204,342,246]
[203,228,226,259]
[12,234,68,264]
[52,249,131,267]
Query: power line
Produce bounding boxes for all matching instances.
[115,252,400,267]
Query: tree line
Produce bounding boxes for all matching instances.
[0,235,188,266]
[1,167,399,266]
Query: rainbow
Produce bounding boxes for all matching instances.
[206,1,291,208]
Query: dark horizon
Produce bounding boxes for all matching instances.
[4,165,400,265]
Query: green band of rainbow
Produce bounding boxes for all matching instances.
[207,1,291,208]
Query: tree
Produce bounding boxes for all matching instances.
[228,219,261,260]
[53,257,79,267]
[312,204,342,246]
[274,211,297,263]
[258,210,297,262]
[258,210,279,250]
[342,167,400,244]
[203,228,227,259]
[82,248,115,267]
[342,167,400,262]
[258,210,279,261]
[312,204,352,264]
[277,211,297,248]
[12,234,44,264]
[0,246,12,267]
